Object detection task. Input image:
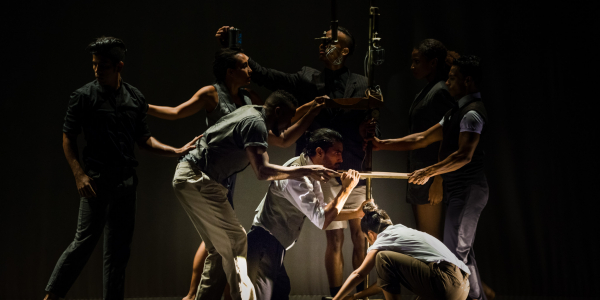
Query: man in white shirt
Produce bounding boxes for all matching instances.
[247,128,364,300]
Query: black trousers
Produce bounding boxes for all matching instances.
[444,177,488,300]
[46,182,137,300]
[246,226,291,300]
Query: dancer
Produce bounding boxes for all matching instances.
[172,90,336,300]
[147,48,324,300]
[247,128,368,299]
[333,203,470,300]
[407,39,456,240]
[44,36,200,300]
[367,55,490,300]
[215,25,376,297]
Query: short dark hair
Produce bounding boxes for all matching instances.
[213,48,244,83]
[264,90,298,110]
[415,39,459,80]
[338,26,355,55]
[303,128,344,157]
[361,202,393,234]
[87,36,127,64]
[453,55,482,86]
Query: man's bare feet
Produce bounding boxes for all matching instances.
[182,294,196,300]
[43,292,59,300]
[483,282,496,300]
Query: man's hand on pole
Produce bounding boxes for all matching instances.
[363,136,384,151]
[359,118,377,139]
[408,167,433,185]
[307,95,328,115]
[341,169,360,190]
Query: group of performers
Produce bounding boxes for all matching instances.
[43,24,493,300]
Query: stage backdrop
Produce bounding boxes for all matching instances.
[1,0,594,299]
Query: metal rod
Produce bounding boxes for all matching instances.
[331,0,338,42]
[364,177,372,298]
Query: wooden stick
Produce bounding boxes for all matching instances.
[333,171,409,180]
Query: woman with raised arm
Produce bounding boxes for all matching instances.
[148,48,325,300]
[333,202,471,300]
[406,39,458,240]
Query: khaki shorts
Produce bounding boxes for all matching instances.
[320,179,366,230]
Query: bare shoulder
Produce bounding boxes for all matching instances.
[196,85,219,109]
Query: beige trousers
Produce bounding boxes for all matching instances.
[172,161,255,300]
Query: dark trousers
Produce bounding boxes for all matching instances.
[444,177,488,300]
[376,251,470,300]
[46,190,137,299]
[246,226,291,300]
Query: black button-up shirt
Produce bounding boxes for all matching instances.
[63,80,151,171]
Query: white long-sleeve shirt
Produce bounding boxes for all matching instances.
[253,155,331,250]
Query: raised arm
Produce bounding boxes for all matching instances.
[268,96,327,148]
[367,123,444,152]
[148,86,218,120]
[334,199,373,222]
[245,146,336,181]
[333,250,379,300]
[409,131,481,185]
[321,170,360,229]
[215,26,306,93]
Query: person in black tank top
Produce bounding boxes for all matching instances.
[366,55,494,300]
[406,39,456,241]
[147,48,329,300]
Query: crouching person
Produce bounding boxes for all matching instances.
[333,202,471,300]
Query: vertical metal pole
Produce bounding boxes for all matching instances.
[363,2,374,298]
[364,178,372,299]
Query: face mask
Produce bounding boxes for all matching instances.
[326,44,343,65]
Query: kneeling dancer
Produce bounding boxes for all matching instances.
[172,90,334,300]
[248,128,366,299]
[333,203,470,300]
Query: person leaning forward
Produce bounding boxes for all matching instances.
[172,90,336,300]
[215,25,378,297]
[248,128,371,300]
[44,36,200,300]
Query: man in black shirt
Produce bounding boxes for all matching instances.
[44,37,199,300]
[215,25,376,297]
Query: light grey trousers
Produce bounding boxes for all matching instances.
[172,161,255,300]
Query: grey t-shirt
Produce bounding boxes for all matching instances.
[182,105,269,185]
[368,224,471,274]
[439,92,485,134]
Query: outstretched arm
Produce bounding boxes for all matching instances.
[367,123,443,152]
[268,96,327,148]
[136,135,201,157]
[245,146,337,181]
[334,199,373,222]
[148,86,218,120]
[333,250,379,300]
[409,131,480,185]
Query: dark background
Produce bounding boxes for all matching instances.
[1,0,595,299]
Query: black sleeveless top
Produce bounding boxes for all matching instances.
[439,98,488,194]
